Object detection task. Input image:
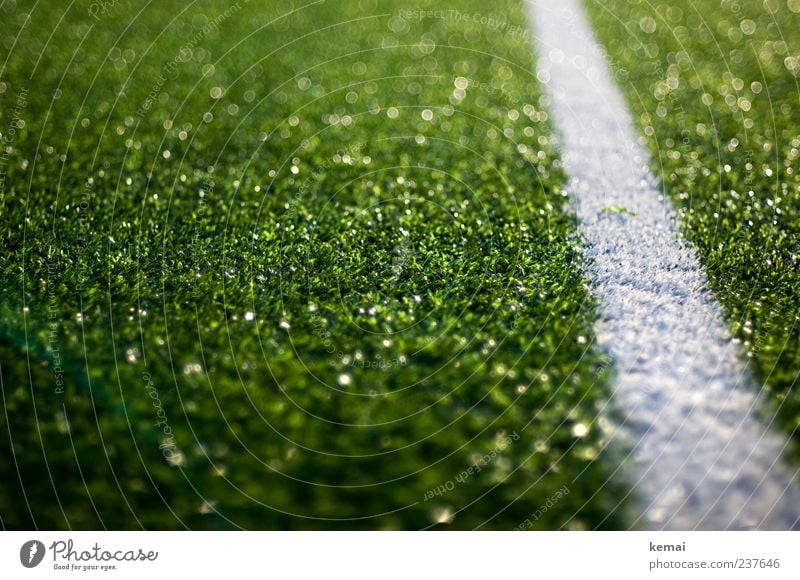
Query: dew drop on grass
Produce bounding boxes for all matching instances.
[183,363,203,375]
[740,19,756,35]
[166,451,185,467]
[571,423,589,438]
[429,506,455,525]
[534,440,550,453]
[639,17,656,34]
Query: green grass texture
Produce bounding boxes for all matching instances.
[0,0,626,529]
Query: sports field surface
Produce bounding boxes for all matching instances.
[0,0,798,530]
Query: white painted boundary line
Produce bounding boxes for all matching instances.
[527,0,800,529]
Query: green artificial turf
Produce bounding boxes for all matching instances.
[586,0,800,439]
[0,0,626,529]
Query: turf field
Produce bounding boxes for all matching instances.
[0,0,798,531]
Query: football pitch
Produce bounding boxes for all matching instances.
[1,0,798,531]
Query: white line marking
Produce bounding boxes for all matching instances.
[527,0,800,529]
